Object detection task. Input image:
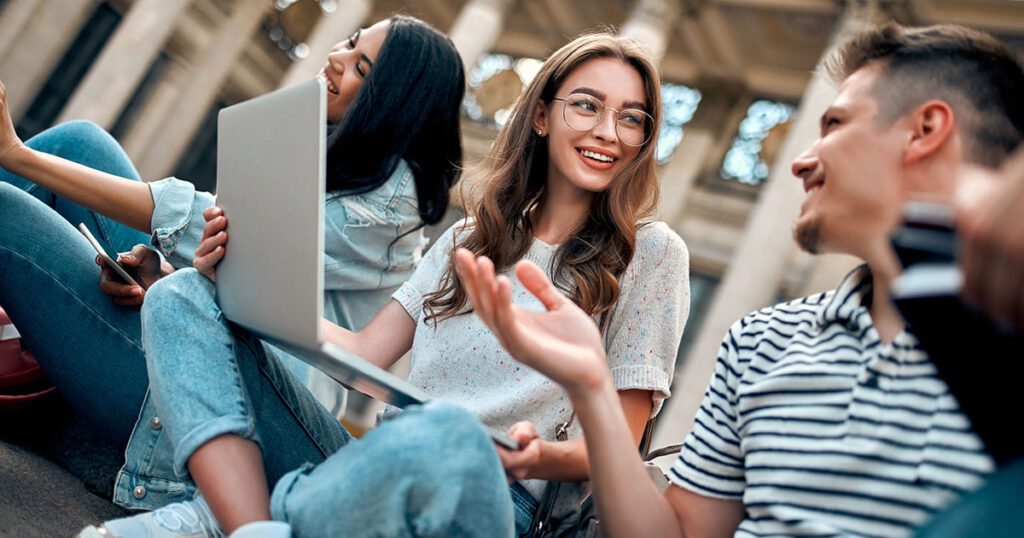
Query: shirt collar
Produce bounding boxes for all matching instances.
[815,263,874,331]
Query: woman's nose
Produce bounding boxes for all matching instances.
[592,109,618,142]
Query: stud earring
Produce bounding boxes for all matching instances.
[536,129,543,136]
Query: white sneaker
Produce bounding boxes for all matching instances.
[228,521,291,538]
[77,497,224,538]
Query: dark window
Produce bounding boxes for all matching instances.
[15,2,121,139]
[674,272,719,370]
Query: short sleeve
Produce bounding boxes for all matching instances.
[391,220,468,324]
[668,321,746,500]
[148,177,215,269]
[603,222,690,417]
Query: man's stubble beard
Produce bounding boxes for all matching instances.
[794,217,821,255]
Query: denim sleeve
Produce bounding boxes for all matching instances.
[148,177,215,269]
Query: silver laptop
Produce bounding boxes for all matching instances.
[213,80,517,448]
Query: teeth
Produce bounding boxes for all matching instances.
[320,74,339,95]
[581,150,614,163]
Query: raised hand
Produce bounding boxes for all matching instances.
[957,150,1024,329]
[194,206,228,281]
[454,248,608,399]
[0,79,25,167]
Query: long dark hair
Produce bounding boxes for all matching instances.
[324,15,465,226]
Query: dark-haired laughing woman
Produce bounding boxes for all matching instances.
[0,15,465,537]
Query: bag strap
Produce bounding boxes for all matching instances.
[521,412,574,538]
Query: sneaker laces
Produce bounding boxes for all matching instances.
[151,497,224,537]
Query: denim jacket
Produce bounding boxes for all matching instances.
[115,161,426,509]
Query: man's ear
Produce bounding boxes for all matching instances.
[532,100,549,135]
[905,99,956,165]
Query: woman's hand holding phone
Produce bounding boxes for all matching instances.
[496,421,542,482]
[98,244,171,308]
[194,205,228,282]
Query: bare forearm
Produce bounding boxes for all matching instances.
[321,300,415,371]
[2,145,154,232]
[321,320,386,368]
[526,437,590,481]
[571,378,684,538]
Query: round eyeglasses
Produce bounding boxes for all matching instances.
[551,93,653,147]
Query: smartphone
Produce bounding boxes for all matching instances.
[78,223,145,289]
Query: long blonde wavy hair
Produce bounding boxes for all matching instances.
[423,33,662,326]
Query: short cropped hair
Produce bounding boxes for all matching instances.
[826,23,1024,168]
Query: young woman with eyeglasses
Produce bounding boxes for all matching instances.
[0,12,463,525]
[114,32,690,537]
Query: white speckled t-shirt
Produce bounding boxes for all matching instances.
[392,219,690,514]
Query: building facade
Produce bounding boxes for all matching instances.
[2,0,1022,458]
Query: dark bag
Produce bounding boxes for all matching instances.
[522,415,682,538]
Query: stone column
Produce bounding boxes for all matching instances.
[0,0,95,122]
[657,82,747,226]
[651,0,888,461]
[799,253,863,297]
[448,0,515,76]
[0,0,43,61]
[55,0,191,130]
[136,0,270,180]
[278,0,373,90]
[619,0,681,66]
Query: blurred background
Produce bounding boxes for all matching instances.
[1,0,1022,451]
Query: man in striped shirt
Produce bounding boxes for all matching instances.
[457,22,1023,537]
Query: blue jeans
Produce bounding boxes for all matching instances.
[272,403,517,537]
[916,456,1024,538]
[0,120,150,445]
[138,269,519,536]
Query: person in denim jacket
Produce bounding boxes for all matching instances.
[0,12,462,512]
[104,33,689,538]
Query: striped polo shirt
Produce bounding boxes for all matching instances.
[670,265,994,537]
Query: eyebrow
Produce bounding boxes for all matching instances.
[819,106,843,131]
[351,28,374,68]
[568,87,646,111]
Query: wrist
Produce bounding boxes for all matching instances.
[0,140,28,170]
[566,356,614,402]
[568,372,618,417]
